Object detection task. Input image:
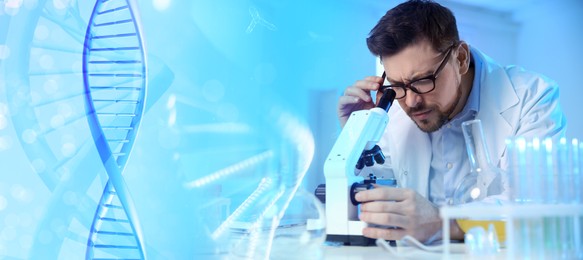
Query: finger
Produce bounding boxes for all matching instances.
[362,226,407,240]
[359,211,409,228]
[375,90,386,104]
[363,76,384,85]
[360,200,404,215]
[355,187,412,202]
[353,78,382,91]
[338,94,364,107]
[343,86,372,102]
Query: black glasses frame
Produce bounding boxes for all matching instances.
[380,44,457,99]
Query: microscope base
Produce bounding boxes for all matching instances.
[326,234,376,246]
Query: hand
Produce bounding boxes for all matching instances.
[337,76,384,128]
[355,186,450,243]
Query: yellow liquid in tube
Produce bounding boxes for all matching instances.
[456,219,506,243]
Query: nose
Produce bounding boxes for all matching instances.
[404,91,422,108]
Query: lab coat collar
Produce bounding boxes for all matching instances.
[471,47,519,166]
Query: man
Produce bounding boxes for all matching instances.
[337,0,566,243]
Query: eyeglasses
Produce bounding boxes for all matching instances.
[380,44,456,99]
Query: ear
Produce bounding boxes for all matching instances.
[456,42,471,75]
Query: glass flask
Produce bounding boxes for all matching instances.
[452,119,505,205]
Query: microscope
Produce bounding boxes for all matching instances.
[322,87,396,246]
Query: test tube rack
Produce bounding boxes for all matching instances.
[441,203,583,259]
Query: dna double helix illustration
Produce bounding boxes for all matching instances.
[83,0,147,259]
[1,0,154,258]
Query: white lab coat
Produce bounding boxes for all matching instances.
[377,47,567,198]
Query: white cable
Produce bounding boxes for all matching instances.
[376,235,444,257]
[401,235,443,252]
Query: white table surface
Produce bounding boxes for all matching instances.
[323,242,475,260]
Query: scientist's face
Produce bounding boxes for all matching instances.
[381,39,468,132]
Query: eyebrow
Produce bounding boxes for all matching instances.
[385,50,447,85]
[386,70,434,85]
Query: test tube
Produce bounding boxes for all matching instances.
[574,139,582,204]
[542,138,559,258]
[558,138,570,203]
[530,138,545,259]
[557,138,574,257]
[516,138,528,203]
[577,141,583,259]
[531,138,543,203]
[562,139,583,259]
[544,138,557,203]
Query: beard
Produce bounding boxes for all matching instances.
[405,86,462,133]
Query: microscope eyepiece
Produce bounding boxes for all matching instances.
[377,88,396,112]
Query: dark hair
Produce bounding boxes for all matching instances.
[366,0,459,57]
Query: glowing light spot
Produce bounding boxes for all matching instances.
[5,0,23,8]
[532,138,540,150]
[516,137,526,152]
[31,158,46,174]
[173,153,180,161]
[167,94,176,109]
[168,109,176,126]
[0,45,10,60]
[152,0,170,11]
[470,187,481,199]
[0,196,7,211]
[4,0,22,16]
[0,115,7,130]
[61,143,76,157]
[39,54,54,69]
[544,138,553,152]
[34,24,49,41]
[43,78,58,94]
[0,136,10,151]
[50,115,65,129]
[21,129,37,144]
[202,79,225,102]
